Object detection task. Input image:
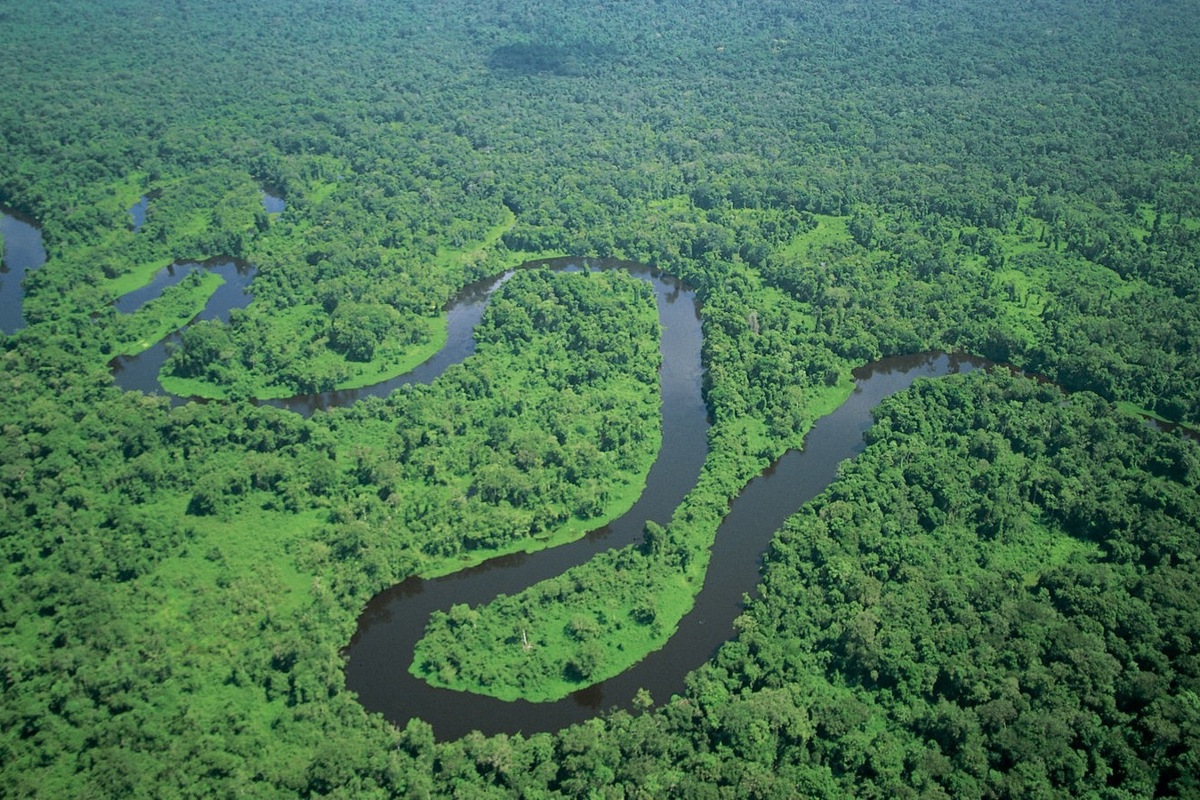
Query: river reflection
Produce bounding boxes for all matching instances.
[0,207,49,335]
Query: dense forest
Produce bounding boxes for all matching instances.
[1,0,1198,796]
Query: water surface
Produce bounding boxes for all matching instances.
[0,208,48,335]
[129,195,149,232]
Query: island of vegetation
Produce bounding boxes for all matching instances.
[1,0,1198,797]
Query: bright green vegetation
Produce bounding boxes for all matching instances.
[1117,400,1200,437]
[413,550,698,702]
[152,208,560,400]
[346,268,665,580]
[416,372,1200,796]
[2,0,1199,796]
[101,258,175,300]
[281,267,665,589]
[160,305,449,399]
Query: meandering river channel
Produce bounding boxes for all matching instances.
[97,240,990,740]
[343,349,987,740]
[0,211,1015,741]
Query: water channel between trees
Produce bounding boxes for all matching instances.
[0,206,49,335]
[94,234,991,740]
[1,207,999,740]
[343,348,986,740]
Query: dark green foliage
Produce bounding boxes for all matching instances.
[697,372,1200,798]
[327,303,405,362]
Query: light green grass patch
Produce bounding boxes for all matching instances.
[104,172,150,212]
[434,207,516,269]
[646,195,692,213]
[411,527,700,703]
[1116,401,1200,435]
[779,213,852,260]
[979,516,1102,587]
[309,179,339,207]
[158,373,235,401]
[153,494,323,618]
[807,373,857,419]
[102,258,177,299]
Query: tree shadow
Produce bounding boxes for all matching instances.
[487,41,611,77]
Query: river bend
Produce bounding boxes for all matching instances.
[2,213,992,741]
[344,350,986,740]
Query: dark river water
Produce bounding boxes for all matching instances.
[17,208,1164,743]
[343,347,988,741]
[0,207,49,335]
[108,260,257,395]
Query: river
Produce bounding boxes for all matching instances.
[9,208,1168,742]
[343,350,988,740]
[0,207,49,335]
[109,258,700,419]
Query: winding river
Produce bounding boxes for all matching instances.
[108,259,258,398]
[3,210,992,739]
[8,209,1103,743]
[104,249,984,741]
[0,207,48,335]
[343,350,987,741]
[108,258,698,416]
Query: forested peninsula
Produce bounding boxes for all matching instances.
[2,0,1198,796]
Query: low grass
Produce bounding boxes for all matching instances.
[779,213,853,260]
[309,179,338,207]
[154,496,321,617]
[978,516,1102,587]
[101,258,177,299]
[646,195,692,213]
[415,564,699,703]
[435,207,568,273]
[433,207,515,269]
[1116,400,1200,436]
